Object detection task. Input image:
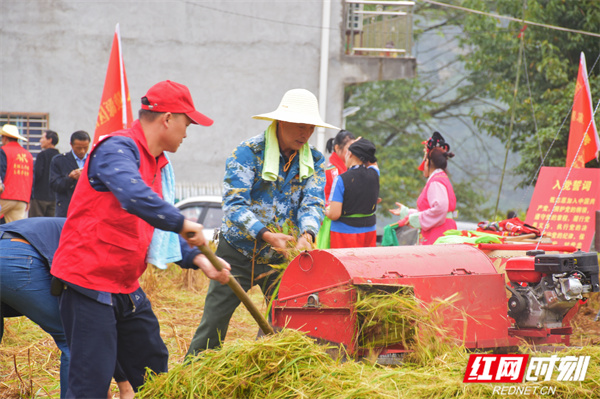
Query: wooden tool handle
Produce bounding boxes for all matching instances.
[196,242,275,336]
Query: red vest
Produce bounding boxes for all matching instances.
[51,121,167,293]
[0,141,34,202]
[324,152,346,204]
[416,171,456,245]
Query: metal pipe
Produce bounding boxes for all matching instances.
[595,211,600,251]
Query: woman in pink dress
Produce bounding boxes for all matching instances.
[389,132,457,245]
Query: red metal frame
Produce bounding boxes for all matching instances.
[273,245,534,354]
[273,244,582,355]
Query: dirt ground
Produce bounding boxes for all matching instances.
[571,292,600,345]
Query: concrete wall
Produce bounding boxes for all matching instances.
[1,0,415,186]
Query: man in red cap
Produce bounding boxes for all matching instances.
[51,80,230,397]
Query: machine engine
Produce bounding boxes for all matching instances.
[506,250,600,330]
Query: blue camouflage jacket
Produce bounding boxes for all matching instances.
[221,132,326,264]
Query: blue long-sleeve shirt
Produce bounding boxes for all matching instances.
[88,136,184,232]
[221,132,326,263]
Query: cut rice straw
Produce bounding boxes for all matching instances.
[139,328,600,399]
[354,288,460,366]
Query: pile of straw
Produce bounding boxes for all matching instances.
[139,329,382,399]
[139,328,600,399]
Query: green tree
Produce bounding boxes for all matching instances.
[345,5,493,222]
[345,0,600,221]
[460,0,600,186]
[345,77,491,222]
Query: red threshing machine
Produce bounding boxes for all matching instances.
[272,245,599,359]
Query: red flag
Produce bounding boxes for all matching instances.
[93,24,133,144]
[566,52,599,168]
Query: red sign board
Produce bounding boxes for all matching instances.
[525,166,600,251]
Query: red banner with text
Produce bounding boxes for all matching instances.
[525,167,600,251]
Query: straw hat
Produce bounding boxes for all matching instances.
[252,89,339,130]
[0,124,28,141]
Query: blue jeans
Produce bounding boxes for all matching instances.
[0,239,70,398]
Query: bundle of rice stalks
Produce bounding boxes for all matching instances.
[142,239,219,296]
[354,288,460,365]
[265,219,305,265]
[179,239,218,292]
[263,219,310,317]
[355,288,420,349]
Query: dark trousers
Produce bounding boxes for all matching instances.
[59,286,168,398]
[186,236,280,356]
[28,199,56,218]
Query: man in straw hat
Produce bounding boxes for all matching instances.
[186,88,339,356]
[0,124,34,222]
[50,80,230,397]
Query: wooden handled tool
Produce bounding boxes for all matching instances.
[190,236,275,336]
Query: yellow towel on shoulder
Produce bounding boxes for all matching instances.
[262,121,314,182]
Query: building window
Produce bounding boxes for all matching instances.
[0,112,49,160]
[345,0,414,58]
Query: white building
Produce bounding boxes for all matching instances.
[1,0,415,195]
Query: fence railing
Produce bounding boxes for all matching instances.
[345,0,414,58]
[174,182,222,203]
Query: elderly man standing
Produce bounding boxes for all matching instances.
[0,124,34,222]
[51,80,230,397]
[50,130,91,217]
[30,130,60,217]
[186,88,339,356]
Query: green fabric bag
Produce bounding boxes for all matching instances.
[381,224,399,246]
[316,216,332,249]
[317,213,375,249]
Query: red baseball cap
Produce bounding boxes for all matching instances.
[141,80,213,126]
